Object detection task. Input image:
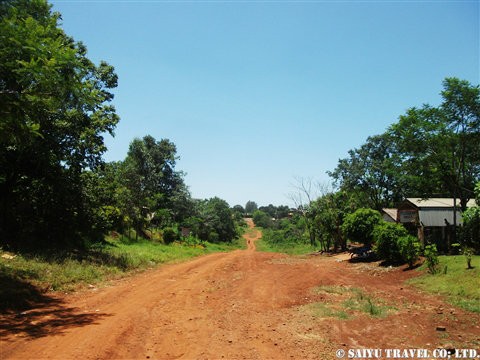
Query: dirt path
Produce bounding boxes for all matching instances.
[1,221,479,359]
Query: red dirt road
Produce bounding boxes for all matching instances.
[1,220,479,359]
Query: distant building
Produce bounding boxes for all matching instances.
[396,198,476,252]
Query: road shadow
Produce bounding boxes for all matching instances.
[0,273,110,339]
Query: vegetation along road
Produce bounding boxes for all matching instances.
[1,219,479,359]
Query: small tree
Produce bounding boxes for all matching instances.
[252,210,273,228]
[461,205,480,253]
[373,222,409,263]
[342,208,382,247]
[424,244,440,274]
[462,247,475,269]
[398,235,421,268]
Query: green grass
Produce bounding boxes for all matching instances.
[0,235,245,310]
[255,239,314,255]
[304,285,395,320]
[407,255,480,313]
[253,227,316,255]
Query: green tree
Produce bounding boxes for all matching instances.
[330,78,480,216]
[245,201,258,214]
[196,197,237,243]
[329,134,403,210]
[441,78,480,211]
[232,205,246,222]
[397,235,421,268]
[461,182,480,252]
[252,210,273,228]
[0,0,119,248]
[389,78,480,211]
[373,222,409,264]
[341,208,382,247]
[121,135,185,234]
[424,244,440,274]
[275,205,291,219]
[313,190,362,252]
[233,205,245,214]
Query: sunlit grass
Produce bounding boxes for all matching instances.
[407,255,480,313]
[0,235,245,299]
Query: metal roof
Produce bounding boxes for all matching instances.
[399,198,478,227]
[382,208,398,221]
[406,198,477,208]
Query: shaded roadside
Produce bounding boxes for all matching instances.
[0,272,109,340]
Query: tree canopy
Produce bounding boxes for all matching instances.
[329,77,480,210]
[0,0,119,248]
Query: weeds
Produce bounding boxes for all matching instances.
[0,234,245,307]
[305,285,394,320]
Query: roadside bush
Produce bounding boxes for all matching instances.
[252,210,273,228]
[373,222,409,264]
[162,227,178,244]
[341,208,382,247]
[461,206,480,252]
[424,244,440,274]
[398,235,421,268]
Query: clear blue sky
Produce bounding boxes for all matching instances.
[51,0,479,207]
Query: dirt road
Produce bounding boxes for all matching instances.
[1,220,479,359]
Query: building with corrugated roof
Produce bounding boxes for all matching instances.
[396,198,476,252]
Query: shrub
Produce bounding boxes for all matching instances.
[398,235,421,268]
[461,206,480,252]
[424,244,440,274]
[252,210,273,228]
[162,227,178,244]
[373,222,409,263]
[341,208,382,247]
[462,247,475,269]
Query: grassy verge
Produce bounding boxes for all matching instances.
[407,255,480,313]
[0,235,245,310]
[255,239,314,255]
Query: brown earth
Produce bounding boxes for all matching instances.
[1,219,479,359]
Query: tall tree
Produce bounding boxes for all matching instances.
[440,78,480,211]
[190,197,237,243]
[312,190,364,252]
[245,201,258,214]
[121,135,185,233]
[389,78,480,210]
[330,78,480,212]
[0,0,119,248]
[328,133,402,210]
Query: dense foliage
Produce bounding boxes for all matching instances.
[461,182,480,252]
[372,222,409,264]
[252,210,273,228]
[342,209,382,247]
[1,0,119,248]
[397,235,421,268]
